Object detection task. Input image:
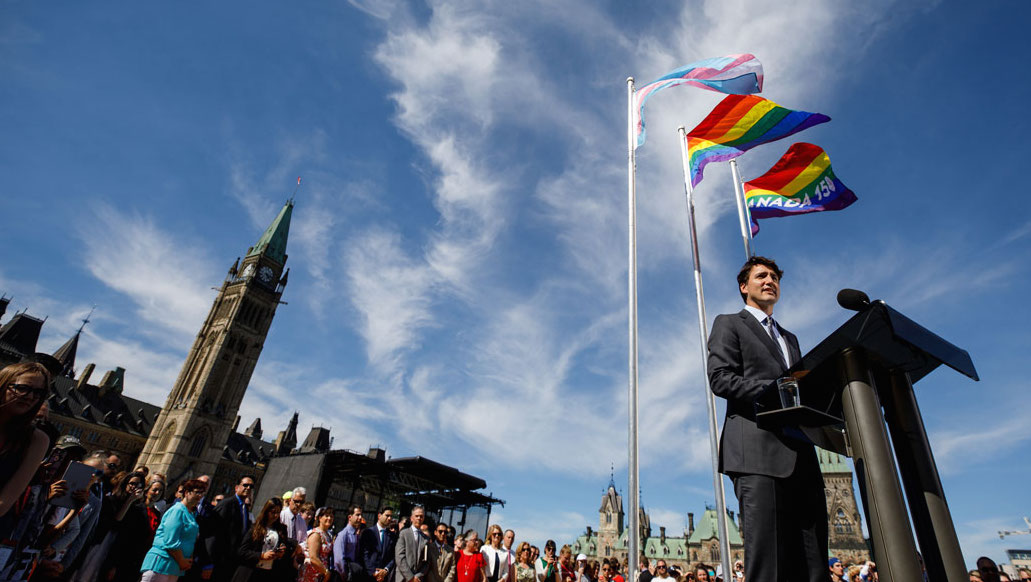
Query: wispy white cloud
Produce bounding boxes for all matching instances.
[490,508,589,548]
[931,417,1030,475]
[1002,219,1031,245]
[78,204,215,345]
[346,227,436,370]
[956,516,1024,569]
[648,508,688,533]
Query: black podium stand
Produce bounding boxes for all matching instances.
[756,299,977,582]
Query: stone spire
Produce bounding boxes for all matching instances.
[53,306,94,378]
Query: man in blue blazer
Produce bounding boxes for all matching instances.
[361,506,398,582]
[707,256,828,582]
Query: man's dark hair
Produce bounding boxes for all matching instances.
[238,474,255,484]
[736,256,783,302]
[379,505,394,514]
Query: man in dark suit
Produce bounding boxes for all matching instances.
[361,506,398,582]
[707,256,828,582]
[211,475,255,582]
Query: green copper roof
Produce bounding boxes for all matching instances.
[817,447,851,474]
[687,508,743,545]
[247,200,293,264]
[644,535,689,558]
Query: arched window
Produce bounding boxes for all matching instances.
[833,508,853,534]
[189,428,210,458]
[607,514,612,524]
[710,542,719,561]
[157,421,176,452]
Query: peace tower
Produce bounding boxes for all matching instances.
[137,201,293,481]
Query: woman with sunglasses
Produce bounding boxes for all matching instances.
[69,470,149,581]
[515,542,535,582]
[299,506,335,582]
[482,524,509,582]
[0,363,52,525]
[139,478,207,581]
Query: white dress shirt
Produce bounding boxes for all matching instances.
[743,304,792,368]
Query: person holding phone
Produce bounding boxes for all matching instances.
[233,497,298,582]
[139,478,207,581]
[535,541,558,582]
[103,471,154,582]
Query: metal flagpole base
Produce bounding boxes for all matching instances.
[839,349,922,582]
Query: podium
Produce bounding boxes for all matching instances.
[756,298,977,582]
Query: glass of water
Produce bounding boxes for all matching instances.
[777,377,800,408]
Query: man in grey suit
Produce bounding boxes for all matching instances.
[707,256,828,582]
[427,522,456,582]
[395,506,431,582]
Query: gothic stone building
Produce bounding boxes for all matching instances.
[571,451,869,568]
[0,201,311,495]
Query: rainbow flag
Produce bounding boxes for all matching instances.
[744,143,857,234]
[634,54,763,149]
[686,94,830,187]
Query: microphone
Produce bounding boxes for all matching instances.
[837,288,871,311]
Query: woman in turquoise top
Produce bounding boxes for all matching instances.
[139,478,208,581]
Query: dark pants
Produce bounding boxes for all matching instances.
[731,458,829,582]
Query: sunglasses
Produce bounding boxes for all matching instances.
[240,483,254,488]
[106,463,120,469]
[7,383,47,400]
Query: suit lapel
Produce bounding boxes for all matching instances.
[784,330,801,367]
[738,310,787,370]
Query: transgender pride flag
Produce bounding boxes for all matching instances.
[634,54,763,149]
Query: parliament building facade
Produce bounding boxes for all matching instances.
[571,451,869,568]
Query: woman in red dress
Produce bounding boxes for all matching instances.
[457,530,487,582]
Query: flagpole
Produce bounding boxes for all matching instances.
[729,160,753,257]
[626,77,641,581]
[678,126,732,579]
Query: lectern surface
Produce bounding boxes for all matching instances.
[793,303,978,386]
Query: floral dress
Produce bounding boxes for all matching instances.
[298,528,333,582]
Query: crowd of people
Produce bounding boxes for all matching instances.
[2,357,1027,582]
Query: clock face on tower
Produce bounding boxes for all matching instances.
[241,264,255,279]
[258,265,275,284]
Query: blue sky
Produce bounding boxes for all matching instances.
[2,0,1029,568]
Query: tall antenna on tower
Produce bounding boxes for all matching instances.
[290,176,302,203]
[77,305,96,334]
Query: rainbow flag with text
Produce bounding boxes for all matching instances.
[686,95,829,187]
[743,142,857,234]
